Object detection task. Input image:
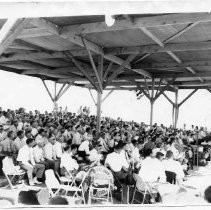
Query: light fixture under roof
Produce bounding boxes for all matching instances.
[105,14,115,27]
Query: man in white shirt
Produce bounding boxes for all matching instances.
[60,145,79,173]
[33,139,52,170]
[13,130,25,154]
[105,142,132,186]
[17,138,45,186]
[89,143,103,163]
[78,138,91,162]
[43,134,60,174]
[30,121,38,137]
[162,150,185,185]
[138,148,166,183]
[35,129,48,145]
[72,126,82,146]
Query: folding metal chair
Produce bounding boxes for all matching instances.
[88,166,114,204]
[2,157,27,190]
[131,173,158,204]
[45,169,86,204]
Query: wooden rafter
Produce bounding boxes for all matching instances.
[105,41,211,56]
[60,13,211,35]
[154,77,176,101]
[0,18,30,56]
[55,83,66,101]
[57,83,72,101]
[105,54,138,87]
[178,89,198,107]
[82,38,103,93]
[162,92,174,106]
[41,79,54,102]
[140,27,200,79]
[88,89,97,106]
[102,90,114,103]
[64,51,99,91]
[30,18,151,78]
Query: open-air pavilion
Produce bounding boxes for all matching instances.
[1,2,211,134]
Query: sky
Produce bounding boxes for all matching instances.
[0,70,211,130]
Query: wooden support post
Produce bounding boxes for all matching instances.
[88,89,97,106]
[174,89,179,128]
[102,90,114,104]
[150,78,155,128]
[57,83,71,101]
[96,91,102,137]
[55,83,66,101]
[178,89,198,107]
[42,80,54,102]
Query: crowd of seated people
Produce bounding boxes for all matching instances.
[0,107,210,200]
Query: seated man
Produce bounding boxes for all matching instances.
[162,150,185,185]
[17,138,45,186]
[88,142,103,164]
[43,133,60,173]
[138,148,166,183]
[33,139,52,171]
[60,144,87,182]
[78,137,91,163]
[60,145,79,175]
[105,142,133,187]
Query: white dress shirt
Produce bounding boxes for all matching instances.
[60,153,79,171]
[44,142,56,160]
[31,128,38,137]
[13,137,26,152]
[138,157,166,183]
[78,140,90,154]
[89,149,102,162]
[53,141,63,158]
[17,145,35,166]
[105,151,129,172]
[72,132,82,145]
[162,159,185,179]
[33,145,44,163]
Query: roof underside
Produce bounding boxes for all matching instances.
[1,13,211,92]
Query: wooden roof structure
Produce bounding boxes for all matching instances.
[1,12,211,95]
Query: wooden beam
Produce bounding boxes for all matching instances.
[55,83,66,101]
[154,77,176,101]
[105,54,138,87]
[18,28,52,39]
[105,41,211,55]
[88,89,97,106]
[102,90,114,103]
[14,39,52,53]
[31,18,151,78]
[154,71,211,79]
[41,79,54,102]
[0,18,30,56]
[57,83,71,101]
[162,92,174,105]
[178,89,198,107]
[83,38,103,93]
[155,78,163,96]
[98,54,104,84]
[103,62,113,81]
[64,51,99,91]
[140,26,203,82]
[0,50,87,62]
[134,60,211,70]
[61,13,211,35]
[136,83,150,100]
